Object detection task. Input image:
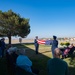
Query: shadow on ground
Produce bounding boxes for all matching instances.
[0,43,50,75]
[0,43,75,75]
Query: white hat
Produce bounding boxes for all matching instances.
[7,47,18,54]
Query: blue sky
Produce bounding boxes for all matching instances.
[0,0,75,38]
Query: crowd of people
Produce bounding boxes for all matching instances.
[34,35,75,58]
[0,36,75,75]
[33,35,75,75]
[61,43,75,59]
[6,45,39,75]
[6,44,69,75]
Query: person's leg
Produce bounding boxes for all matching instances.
[52,50,54,58]
[35,44,37,54]
[36,46,38,54]
[36,45,39,54]
[35,46,37,54]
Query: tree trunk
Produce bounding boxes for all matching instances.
[7,32,11,44]
[8,36,11,44]
[8,35,11,44]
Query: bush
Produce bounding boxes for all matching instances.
[60,42,70,47]
[64,42,70,47]
[60,42,64,46]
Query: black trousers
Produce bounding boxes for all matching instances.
[35,45,39,54]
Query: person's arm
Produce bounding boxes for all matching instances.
[50,40,53,45]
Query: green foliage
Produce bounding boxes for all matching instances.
[64,42,70,47]
[60,42,70,47]
[0,10,30,44]
[0,10,30,37]
[60,42,64,46]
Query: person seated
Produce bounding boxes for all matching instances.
[16,48,39,75]
[61,43,75,59]
[7,46,18,62]
[68,43,75,56]
[6,46,18,75]
[6,46,18,64]
[47,48,69,75]
[62,47,70,59]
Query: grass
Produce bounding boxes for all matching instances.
[0,43,75,75]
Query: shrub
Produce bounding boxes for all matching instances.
[64,42,70,47]
[60,42,64,46]
[60,42,70,47]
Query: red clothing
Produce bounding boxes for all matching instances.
[64,48,70,55]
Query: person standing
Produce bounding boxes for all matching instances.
[51,36,58,58]
[19,38,22,44]
[1,38,6,57]
[47,48,69,75]
[0,40,2,57]
[34,36,39,54]
[16,48,39,75]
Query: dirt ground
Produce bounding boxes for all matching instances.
[5,39,75,45]
[5,39,34,44]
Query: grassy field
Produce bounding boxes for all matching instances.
[0,43,75,75]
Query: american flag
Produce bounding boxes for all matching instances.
[38,40,45,44]
[38,40,52,45]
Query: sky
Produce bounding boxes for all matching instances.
[0,0,75,39]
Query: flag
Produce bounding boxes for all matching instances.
[38,40,52,45]
[38,40,45,44]
[45,40,52,45]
